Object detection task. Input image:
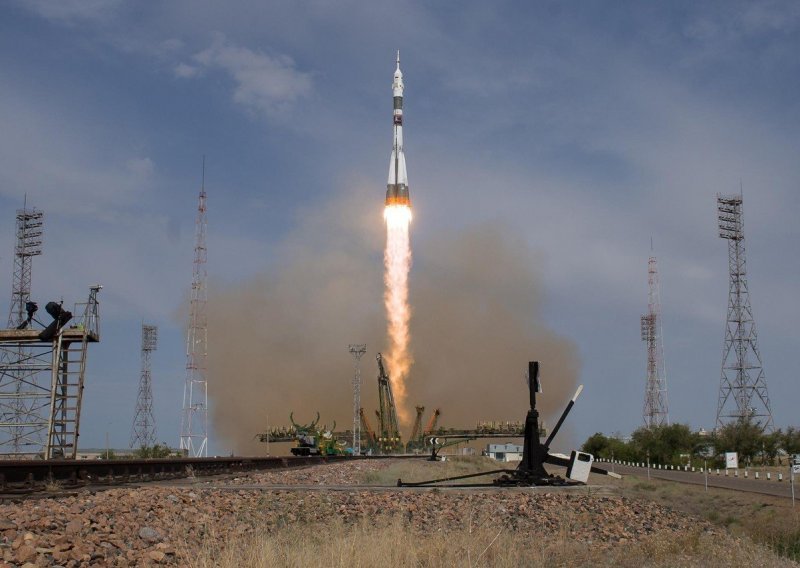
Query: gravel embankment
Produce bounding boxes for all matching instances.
[0,461,709,566]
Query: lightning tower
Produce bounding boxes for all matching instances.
[715,194,773,431]
[180,164,209,456]
[641,253,669,428]
[131,324,158,449]
[348,344,367,455]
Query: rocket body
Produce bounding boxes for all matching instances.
[386,52,410,207]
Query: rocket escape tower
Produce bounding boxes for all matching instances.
[641,254,669,428]
[180,166,209,457]
[715,194,773,431]
[131,324,158,449]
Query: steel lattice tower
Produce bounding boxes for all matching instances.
[0,204,44,454]
[131,324,158,449]
[7,205,43,328]
[348,344,367,455]
[180,166,208,457]
[715,194,773,431]
[641,255,669,428]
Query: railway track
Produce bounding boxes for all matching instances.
[0,455,380,495]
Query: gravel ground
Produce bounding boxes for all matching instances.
[0,461,710,566]
[226,458,389,485]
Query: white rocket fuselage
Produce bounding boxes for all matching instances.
[386,52,410,207]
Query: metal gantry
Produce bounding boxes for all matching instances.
[641,255,669,428]
[715,194,773,431]
[348,344,366,455]
[0,286,101,459]
[180,166,209,457]
[375,353,401,453]
[131,324,158,449]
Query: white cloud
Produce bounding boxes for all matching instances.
[174,63,200,79]
[190,33,312,118]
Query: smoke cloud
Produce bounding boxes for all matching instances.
[207,185,580,454]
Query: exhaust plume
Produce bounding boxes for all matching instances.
[383,204,413,425]
[206,186,579,454]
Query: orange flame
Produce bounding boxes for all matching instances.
[383,204,413,426]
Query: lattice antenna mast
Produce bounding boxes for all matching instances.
[641,254,669,428]
[180,162,209,456]
[715,194,773,431]
[131,324,158,449]
[7,202,43,327]
[348,344,367,455]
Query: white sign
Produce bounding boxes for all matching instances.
[792,464,800,475]
[725,452,738,469]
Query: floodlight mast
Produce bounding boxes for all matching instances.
[715,193,773,431]
[131,324,158,449]
[1,202,43,454]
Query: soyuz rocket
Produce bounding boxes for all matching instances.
[385,51,410,207]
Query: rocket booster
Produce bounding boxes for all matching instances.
[386,51,410,207]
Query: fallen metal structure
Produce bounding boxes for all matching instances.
[398,361,620,487]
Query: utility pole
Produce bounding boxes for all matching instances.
[131,324,158,450]
[715,194,773,431]
[349,344,367,455]
[641,252,669,428]
[180,161,209,456]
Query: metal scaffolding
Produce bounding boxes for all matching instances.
[348,344,366,455]
[0,286,101,459]
[180,166,209,457]
[641,255,669,428]
[715,194,773,431]
[131,324,158,449]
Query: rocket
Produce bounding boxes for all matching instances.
[386,51,410,207]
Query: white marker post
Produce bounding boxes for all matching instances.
[704,459,708,492]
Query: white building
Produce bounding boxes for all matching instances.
[485,443,524,462]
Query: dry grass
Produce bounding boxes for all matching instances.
[602,468,800,562]
[188,515,792,568]
[44,475,62,492]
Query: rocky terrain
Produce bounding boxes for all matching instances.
[0,460,710,567]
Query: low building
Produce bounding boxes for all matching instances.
[485,443,523,462]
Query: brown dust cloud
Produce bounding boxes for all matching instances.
[206,186,580,454]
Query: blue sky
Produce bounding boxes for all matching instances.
[1,1,798,454]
